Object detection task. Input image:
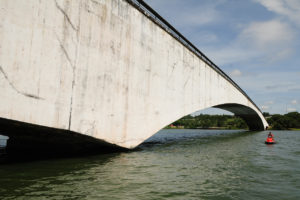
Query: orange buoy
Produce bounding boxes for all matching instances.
[265,132,276,144]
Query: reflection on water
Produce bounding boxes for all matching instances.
[0,130,299,200]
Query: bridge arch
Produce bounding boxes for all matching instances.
[162,103,267,132]
[134,102,268,149]
[213,103,267,130]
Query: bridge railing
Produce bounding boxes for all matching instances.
[126,0,262,113]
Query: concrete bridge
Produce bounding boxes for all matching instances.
[0,0,268,152]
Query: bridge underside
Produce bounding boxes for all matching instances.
[214,104,266,130]
[0,118,125,161]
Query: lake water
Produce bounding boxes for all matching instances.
[0,129,299,200]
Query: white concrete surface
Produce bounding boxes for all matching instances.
[0,0,268,149]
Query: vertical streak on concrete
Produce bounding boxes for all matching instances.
[122,9,132,142]
[68,0,82,130]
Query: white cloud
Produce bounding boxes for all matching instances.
[206,19,296,66]
[227,70,299,114]
[254,0,300,26]
[260,101,274,111]
[261,105,270,110]
[287,108,297,112]
[230,69,242,77]
[291,100,298,105]
[239,20,295,51]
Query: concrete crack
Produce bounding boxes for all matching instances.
[53,32,76,130]
[68,76,75,130]
[54,0,78,32]
[0,65,43,100]
[54,33,75,68]
[57,0,82,130]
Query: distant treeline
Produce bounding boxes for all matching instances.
[166,112,300,130]
[167,114,248,129]
[263,112,300,130]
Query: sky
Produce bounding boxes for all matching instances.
[144,0,300,115]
